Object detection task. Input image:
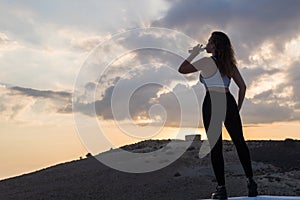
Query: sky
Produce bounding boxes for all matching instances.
[1,0,300,180]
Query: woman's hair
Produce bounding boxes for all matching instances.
[211,31,237,77]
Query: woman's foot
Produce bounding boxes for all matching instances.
[211,185,228,200]
[247,178,258,197]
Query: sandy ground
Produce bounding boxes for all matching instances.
[0,139,299,200]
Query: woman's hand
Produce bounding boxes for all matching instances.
[189,44,205,56]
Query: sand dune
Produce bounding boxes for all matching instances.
[0,139,299,199]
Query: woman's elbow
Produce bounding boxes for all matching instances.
[178,68,186,74]
[241,84,247,91]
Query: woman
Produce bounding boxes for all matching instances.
[178,31,258,199]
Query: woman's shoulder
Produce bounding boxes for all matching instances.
[201,56,214,61]
[192,56,218,72]
[195,56,215,65]
[194,56,218,76]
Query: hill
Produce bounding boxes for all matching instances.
[0,139,299,199]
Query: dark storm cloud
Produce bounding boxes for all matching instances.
[10,86,71,101]
[241,67,280,86]
[242,98,294,124]
[287,61,300,101]
[73,65,203,127]
[252,90,274,100]
[152,0,300,61]
[282,61,300,120]
[239,67,298,123]
[241,86,295,124]
[0,84,72,118]
[90,69,171,121]
[239,59,300,123]
[150,0,300,124]
[73,81,162,120]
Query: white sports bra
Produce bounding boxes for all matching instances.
[199,57,231,88]
[200,72,231,88]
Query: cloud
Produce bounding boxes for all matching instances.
[0,32,82,90]
[1,1,299,127]
[70,23,299,126]
[242,98,294,124]
[287,61,300,99]
[73,63,203,127]
[150,0,300,125]
[281,61,300,120]
[237,61,299,123]
[0,1,170,42]
[0,83,71,122]
[10,86,71,100]
[0,32,23,52]
[152,0,300,61]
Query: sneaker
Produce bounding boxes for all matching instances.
[211,185,228,200]
[247,178,258,197]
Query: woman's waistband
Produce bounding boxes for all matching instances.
[205,87,230,93]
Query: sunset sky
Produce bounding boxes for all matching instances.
[1,0,300,180]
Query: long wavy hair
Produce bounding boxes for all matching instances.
[211,31,237,77]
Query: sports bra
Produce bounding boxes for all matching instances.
[199,57,231,88]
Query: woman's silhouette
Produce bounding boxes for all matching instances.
[178,31,258,199]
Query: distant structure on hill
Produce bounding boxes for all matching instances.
[185,134,201,141]
[86,153,92,158]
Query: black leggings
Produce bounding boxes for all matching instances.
[202,91,253,186]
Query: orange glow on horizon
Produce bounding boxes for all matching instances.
[1,120,299,180]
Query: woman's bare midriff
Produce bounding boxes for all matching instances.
[206,87,230,93]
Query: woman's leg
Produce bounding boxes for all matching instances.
[224,93,253,178]
[210,136,225,186]
[202,92,226,186]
